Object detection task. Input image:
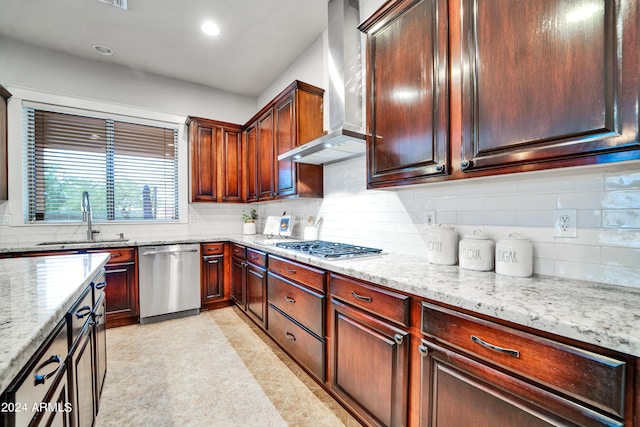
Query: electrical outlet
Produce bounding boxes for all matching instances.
[554,209,577,237]
[1,214,11,225]
[189,214,196,223]
[425,210,436,227]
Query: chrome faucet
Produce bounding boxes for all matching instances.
[81,191,99,241]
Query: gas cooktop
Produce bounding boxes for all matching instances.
[275,240,383,259]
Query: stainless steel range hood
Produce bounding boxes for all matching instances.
[278,0,366,165]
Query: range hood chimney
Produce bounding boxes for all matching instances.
[278,0,366,165]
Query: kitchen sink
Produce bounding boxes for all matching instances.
[36,238,130,246]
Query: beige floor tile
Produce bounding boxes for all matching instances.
[96,306,362,427]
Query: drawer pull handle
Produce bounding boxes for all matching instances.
[351,291,372,303]
[75,305,92,319]
[418,344,429,356]
[284,296,296,304]
[394,334,404,345]
[471,335,520,358]
[285,267,297,274]
[285,332,296,341]
[251,255,259,260]
[95,281,107,290]
[34,355,62,385]
[110,253,122,258]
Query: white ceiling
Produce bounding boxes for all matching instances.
[0,0,329,97]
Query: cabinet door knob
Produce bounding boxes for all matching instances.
[435,164,445,173]
[418,344,429,356]
[461,159,471,170]
[393,334,404,345]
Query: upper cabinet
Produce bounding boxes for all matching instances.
[187,117,244,202]
[274,81,324,198]
[361,0,639,188]
[457,0,639,175]
[188,81,324,203]
[359,0,450,189]
[0,85,10,201]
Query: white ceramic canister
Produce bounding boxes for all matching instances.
[242,221,257,235]
[495,233,533,277]
[426,224,458,265]
[459,231,494,271]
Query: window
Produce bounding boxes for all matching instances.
[24,107,178,223]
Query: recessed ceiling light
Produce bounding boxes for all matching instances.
[201,21,220,36]
[92,44,114,56]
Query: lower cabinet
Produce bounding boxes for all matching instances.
[329,274,410,427]
[70,321,96,427]
[200,243,231,310]
[416,302,629,427]
[1,320,69,427]
[92,248,138,328]
[230,245,268,330]
[245,259,267,328]
[93,291,107,409]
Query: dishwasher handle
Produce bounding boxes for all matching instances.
[142,248,199,256]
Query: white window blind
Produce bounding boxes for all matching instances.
[24,107,178,223]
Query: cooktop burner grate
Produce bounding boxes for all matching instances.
[275,240,383,259]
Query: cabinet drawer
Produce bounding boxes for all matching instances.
[231,244,245,259]
[330,273,409,327]
[246,248,266,267]
[67,286,93,349]
[267,305,324,380]
[421,302,626,418]
[267,272,324,337]
[89,247,135,263]
[3,320,68,427]
[269,255,325,292]
[202,242,224,255]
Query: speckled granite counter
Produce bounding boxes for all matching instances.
[1,235,639,358]
[0,253,110,393]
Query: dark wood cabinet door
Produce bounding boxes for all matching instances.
[93,293,107,411]
[246,263,267,328]
[458,0,639,173]
[330,299,409,427]
[72,324,96,427]
[201,254,225,307]
[360,0,450,188]
[257,110,276,200]
[417,339,622,427]
[190,121,218,202]
[231,256,246,308]
[244,123,258,202]
[0,85,10,201]
[104,262,138,328]
[219,125,243,202]
[32,365,72,427]
[275,93,297,197]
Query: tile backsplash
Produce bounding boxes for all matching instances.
[308,156,639,289]
[1,154,638,289]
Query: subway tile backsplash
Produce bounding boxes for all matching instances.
[1,154,637,289]
[311,156,640,289]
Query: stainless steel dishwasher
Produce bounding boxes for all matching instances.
[139,243,201,324]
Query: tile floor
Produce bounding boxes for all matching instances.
[95,306,363,426]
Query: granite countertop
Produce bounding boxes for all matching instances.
[2,235,639,358]
[0,253,111,393]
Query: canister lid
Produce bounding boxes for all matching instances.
[463,230,490,240]
[498,232,530,241]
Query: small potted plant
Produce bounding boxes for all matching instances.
[242,209,258,235]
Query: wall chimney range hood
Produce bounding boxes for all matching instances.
[278,0,366,165]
